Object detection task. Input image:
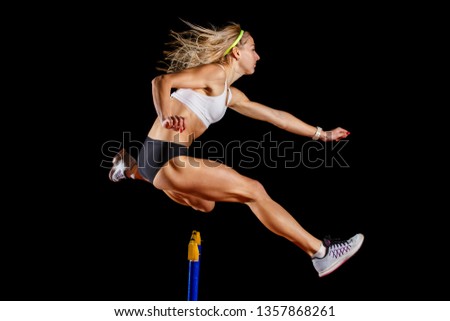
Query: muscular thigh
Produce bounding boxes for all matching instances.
[153,156,260,203]
[164,189,215,212]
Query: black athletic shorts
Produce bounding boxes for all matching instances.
[137,136,189,184]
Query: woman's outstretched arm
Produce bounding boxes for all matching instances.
[228,87,350,142]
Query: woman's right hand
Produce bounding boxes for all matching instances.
[161,115,186,133]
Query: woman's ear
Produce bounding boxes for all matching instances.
[231,47,240,60]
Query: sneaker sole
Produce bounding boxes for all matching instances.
[318,234,364,277]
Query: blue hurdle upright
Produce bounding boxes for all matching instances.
[187,230,201,301]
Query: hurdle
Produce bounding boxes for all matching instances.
[187,230,201,301]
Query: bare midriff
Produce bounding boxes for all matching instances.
[147,97,207,147]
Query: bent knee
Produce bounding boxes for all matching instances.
[245,179,269,202]
[191,200,215,213]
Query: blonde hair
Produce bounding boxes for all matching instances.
[157,20,247,73]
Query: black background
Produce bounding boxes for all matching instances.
[4,4,446,301]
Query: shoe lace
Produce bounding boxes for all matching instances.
[323,236,352,259]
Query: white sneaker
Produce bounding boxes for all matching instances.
[312,233,364,277]
[108,149,136,182]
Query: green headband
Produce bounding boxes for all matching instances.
[224,30,244,56]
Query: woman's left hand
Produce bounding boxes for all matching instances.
[322,127,350,142]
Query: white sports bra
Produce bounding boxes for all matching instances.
[170,65,231,128]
